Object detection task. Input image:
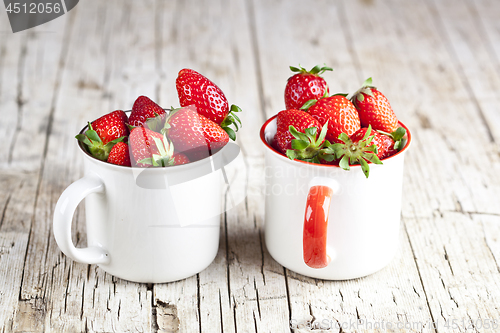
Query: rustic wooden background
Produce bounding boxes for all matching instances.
[1,0,500,332]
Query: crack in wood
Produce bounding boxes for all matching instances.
[232,295,238,333]
[283,268,292,331]
[403,221,437,330]
[252,311,258,333]
[197,274,201,333]
[80,280,85,321]
[253,278,261,321]
[257,227,266,286]
[218,290,224,333]
[443,246,455,276]
[0,194,12,231]
[63,262,72,313]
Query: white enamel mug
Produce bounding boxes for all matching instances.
[53,125,241,283]
[260,115,411,280]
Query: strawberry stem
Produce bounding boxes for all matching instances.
[76,122,124,161]
[220,104,242,141]
[377,127,407,151]
[351,77,376,103]
[327,125,382,178]
[139,134,176,167]
[289,64,333,76]
[286,120,334,163]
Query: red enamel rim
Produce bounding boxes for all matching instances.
[259,114,412,168]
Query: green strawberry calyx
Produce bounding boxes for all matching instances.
[377,126,407,151]
[76,122,124,161]
[325,125,383,178]
[220,104,243,141]
[300,93,349,111]
[289,64,333,76]
[351,77,376,104]
[286,121,335,164]
[138,134,176,167]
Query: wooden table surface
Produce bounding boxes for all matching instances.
[1,0,500,332]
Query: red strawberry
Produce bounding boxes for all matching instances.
[305,95,360,144]
[351,78,398,132]
[76,110,129,161]
[176,69,229,124]
[284,65,332,110]
[173,153,190,165]
[165,105,229,161]
[91,110,129,144]
[319,158,339,166]
[350,127,394,159]
[107,142,131,167]
[275,109,334,164]
[128,96,166,129]
[275,109,322,153]
[129,127,175,167]
[176,69,242,140]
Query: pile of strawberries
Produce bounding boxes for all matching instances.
[273,65,407,178]
[76,69,242,167]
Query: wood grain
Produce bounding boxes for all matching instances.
[1,0,500,332]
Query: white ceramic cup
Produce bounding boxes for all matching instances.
[260,115,412,280]
[53,125,241,283]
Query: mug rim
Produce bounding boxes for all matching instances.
[77,110,231,172]
[259,114,412,168]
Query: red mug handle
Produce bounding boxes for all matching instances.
[303,178,338,269]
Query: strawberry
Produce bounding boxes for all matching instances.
[350,127,393,159]
[377,127,408,158]
[76,110,129,161]
[304,95,360,144]
[351,78,398,132]
[173,153,190,165]
[319,158,339,166]
[275,109,322,153]
[129,127,175,167]
[164,105,229,160]
[284,65,332,110]
[275,109,334,164]
[90,110,129,144]
[128,96,166,130]
[176,68,242,140]
[107,142,132,167]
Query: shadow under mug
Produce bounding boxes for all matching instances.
[260,115,412,280]
[53,127,240,283]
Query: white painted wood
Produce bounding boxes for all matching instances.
[340,0,500,331]
[1,0,500,332]
[13,1,156,332]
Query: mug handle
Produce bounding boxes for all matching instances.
[303,177,339,269]
[53,173,110,264]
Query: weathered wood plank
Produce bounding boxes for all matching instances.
[15,1,158,332]
[430,0,500,144]
[339,0,500,331]
[0,6,70,331]
[426,0,500,215]
[1,0,500,332]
